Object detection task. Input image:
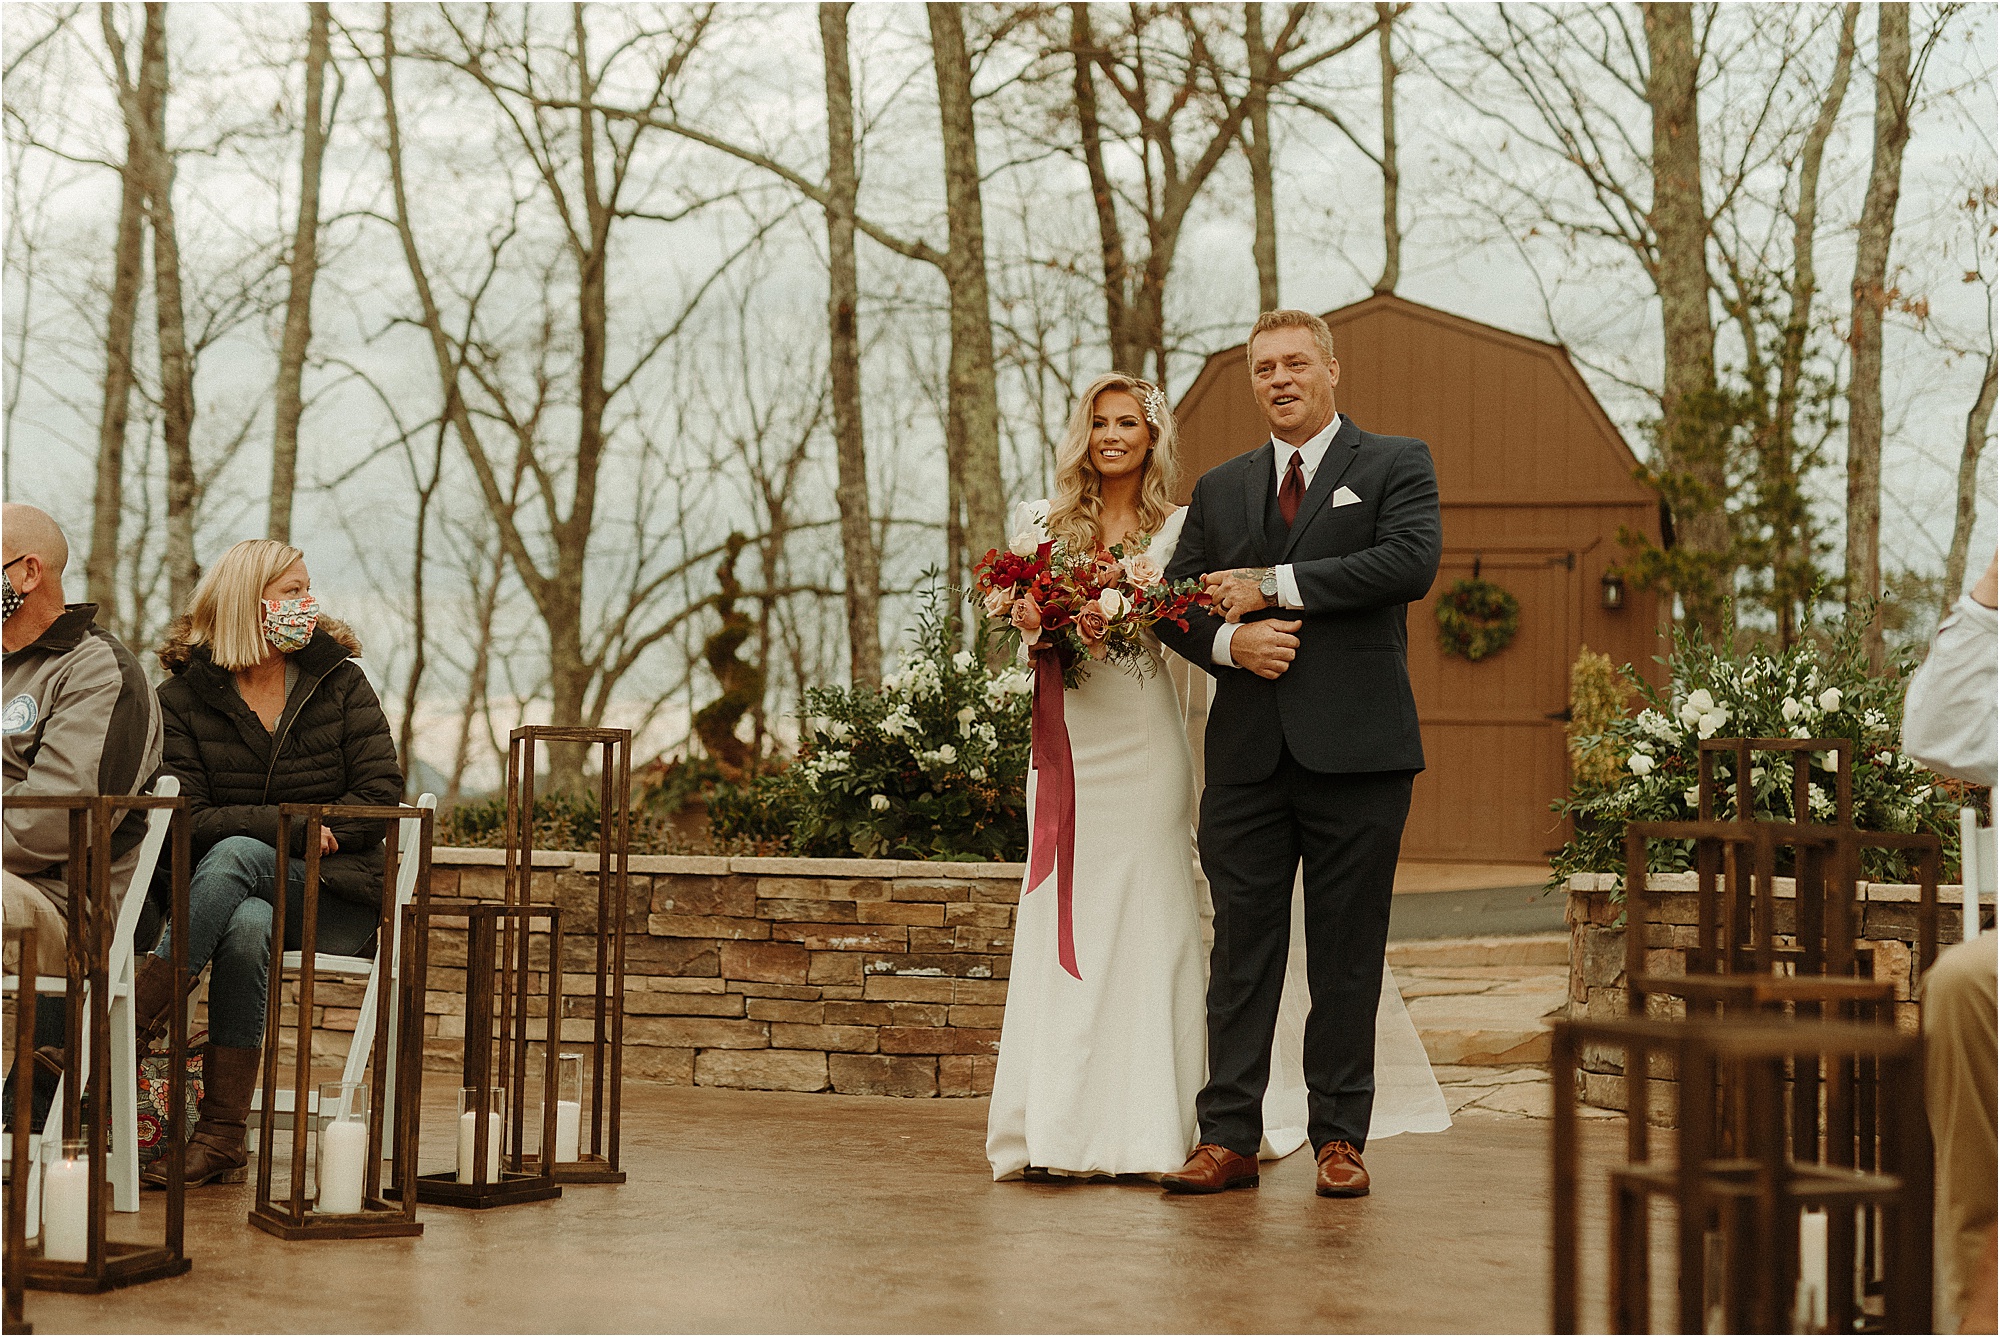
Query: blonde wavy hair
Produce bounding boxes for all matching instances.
[1045,372,1181,553]
[182,539,307,669]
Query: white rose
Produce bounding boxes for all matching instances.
[952,650,974,671]
[1683,786,1701,807]
[969,766,986,780]
[1818,687,1843,713]
[1696,712,1723,740]
[1818,749,1840,771]
[1628,753,1656,776]
[1781,697,1801,722]
[1678,701,1702,728]
[869,793,890,812]
[1008,530,1041,557]
[1687,688,1715,712]
[936,744,958,764]
[956,706,977,724]
[1098,588,1128,619]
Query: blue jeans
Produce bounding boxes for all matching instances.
[152,836,378,1050]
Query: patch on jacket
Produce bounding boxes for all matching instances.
[2,693,37,737]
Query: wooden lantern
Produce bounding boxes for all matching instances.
[504,726,630,1184]
[8,794,191,1293]
[1551,1014,1932,1334]
[248,803,430,1240]
[6,925,38,1332]
[404,900,563,1208]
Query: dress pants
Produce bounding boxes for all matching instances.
[1924,932,1997,1328]
[1195,742,1414,1156]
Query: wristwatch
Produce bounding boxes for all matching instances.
[1255,567,1279,601]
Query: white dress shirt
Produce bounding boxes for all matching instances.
[1902,593,1998,787]
[1212,414,1344,668]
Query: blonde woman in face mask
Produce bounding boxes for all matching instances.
[131,540,402,1187]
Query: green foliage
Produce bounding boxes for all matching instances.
[1566,646,1627,791]
[1551,612,1969,888]
[708,584,1032,861]
[437,785,767,856]
[1434,576,1521,661]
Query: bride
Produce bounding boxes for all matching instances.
[985,372,1448,1182]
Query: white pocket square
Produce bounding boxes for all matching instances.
[1330,485,1363,509]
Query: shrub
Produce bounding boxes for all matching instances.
[437,787,775,857]
[1552,615,1969,888]
[708,585,1032,860]
[1566,646,1627,792]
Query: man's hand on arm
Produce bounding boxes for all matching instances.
[1204,569,1273,623]
[1221,619,1301,680]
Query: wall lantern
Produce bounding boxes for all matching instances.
[1600,570,1627,610]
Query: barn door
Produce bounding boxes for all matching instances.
[1404,547,1581,863]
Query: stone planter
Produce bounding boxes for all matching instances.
[1563,871,1988,1116]
[396,850,1027,1098]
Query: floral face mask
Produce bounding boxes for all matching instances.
[1,558,24,623]
[261,594,319,653]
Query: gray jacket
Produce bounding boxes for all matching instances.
[3,604,163,912]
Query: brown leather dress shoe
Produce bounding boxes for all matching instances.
[1161,1143,1260,1194]
[1315,1140,1369,1197]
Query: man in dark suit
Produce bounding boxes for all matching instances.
[1154,310,1442,1198]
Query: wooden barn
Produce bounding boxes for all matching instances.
[1170,294,1668,864]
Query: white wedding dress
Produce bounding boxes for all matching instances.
[986,505,1449,1181]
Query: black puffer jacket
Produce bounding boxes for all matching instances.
[156,616,403,907]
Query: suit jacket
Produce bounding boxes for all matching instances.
[1158,417,1442,786]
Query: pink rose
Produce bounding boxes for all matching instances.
[1121,553,1163,587]
[1011,596,1043,643]
[983,587,1011,617]
[1075,604,1108,645]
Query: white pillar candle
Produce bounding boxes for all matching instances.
[457,1110,501,1184]
[317,1121,368,1215]
[41,1153,90,1263]
[1796,1210,1828,1331]
[554,1100,582,1163]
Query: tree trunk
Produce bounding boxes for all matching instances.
[1846,3,1912,671]
[1944,349,1997,611]
[88,6,155,624]
[821,2,881,688]
[928,3,1008,572]
[1768,3,1857,646]
[269,1,331,545]
[1243,4,1278,311]
[134,2,198,613]
[1373,2,1399,296]
[1643,2,1727,639]
[397,420,445,799]
[1069,3,1138,376]
[446,535,506,811]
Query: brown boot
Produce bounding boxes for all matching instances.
[131,954,180,1052]
[142,1044,259,1188]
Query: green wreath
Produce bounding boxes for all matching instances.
[1435,576,1520,662]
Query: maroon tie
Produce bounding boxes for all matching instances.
[1279,450,1305,527]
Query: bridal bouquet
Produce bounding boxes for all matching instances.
[970,504,1209,688]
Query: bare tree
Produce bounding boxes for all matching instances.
[928,2,1007,593]
[1943,181,1997,611]
[820,3,883,688]
[1373,2,1400,295]
[1241,4,1279,310]
[106,2,199,612]
[1845,3,1913,669]
[88,4,157,617]
[1064,3,1375,382]
[268,1,332,545]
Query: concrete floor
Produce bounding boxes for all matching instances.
[22,1081,1624,1335]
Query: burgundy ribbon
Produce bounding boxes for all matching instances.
[1026,647,1080,980]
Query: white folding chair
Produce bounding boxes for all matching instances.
[2,775,179,1217]
[1960,806,1995,941]
[252,795,435,1146]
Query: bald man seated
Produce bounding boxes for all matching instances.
[2,505,162,976]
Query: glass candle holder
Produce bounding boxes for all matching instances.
[554,1053,583,1163]
[41,1138,90,1263]
[457,1086,504,1185]
[316,1081,369,1215]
